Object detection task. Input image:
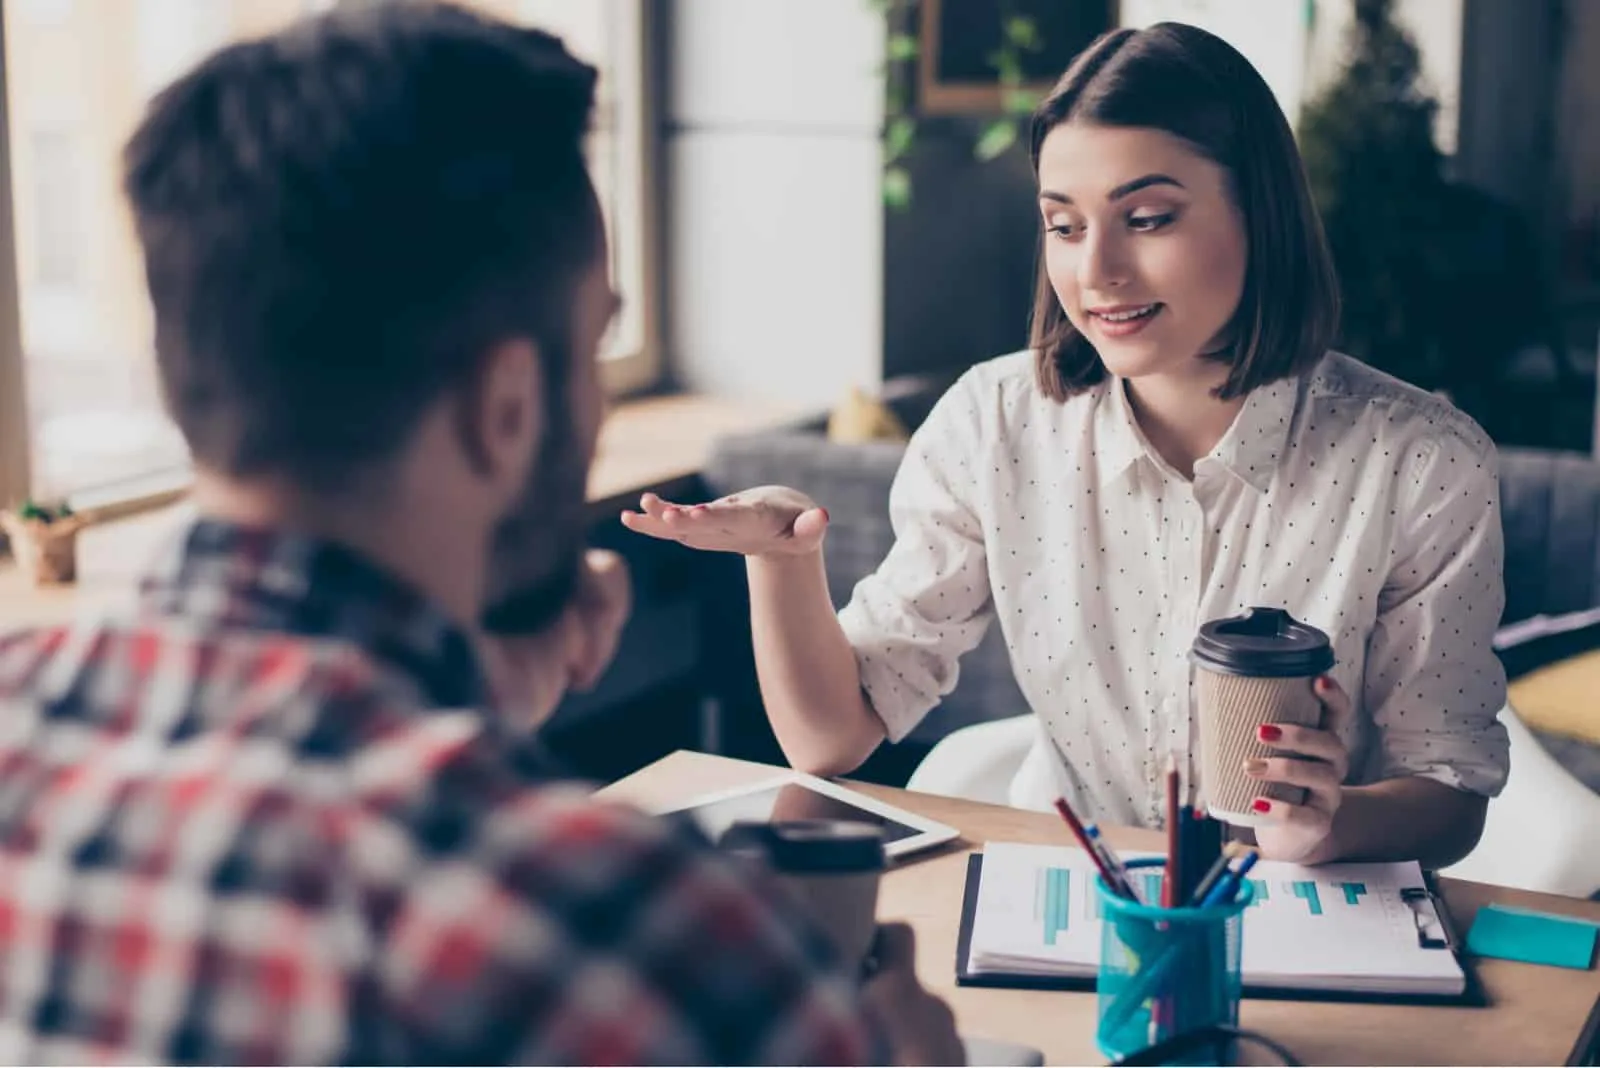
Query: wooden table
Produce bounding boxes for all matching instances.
[603,751,1600,1067]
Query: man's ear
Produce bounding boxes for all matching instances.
[455,337,542,488]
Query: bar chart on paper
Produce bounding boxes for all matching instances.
[1039,867,1071,945]
[1292,881,1322,915]
[1279,880,1370,915]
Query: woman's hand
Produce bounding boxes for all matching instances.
[620,486,829,558]
[1247,675,1353,864]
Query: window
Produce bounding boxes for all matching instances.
[0,0,657,513]
[27,128,80,287]
[452,0,659,397]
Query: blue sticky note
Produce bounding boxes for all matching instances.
[1467,904,1599,970]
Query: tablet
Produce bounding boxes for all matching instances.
[651,772,961,860]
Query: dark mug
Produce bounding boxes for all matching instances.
[720,819,887,971]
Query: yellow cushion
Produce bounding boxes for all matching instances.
[827,386,910,445]
[1506,648,1600,744]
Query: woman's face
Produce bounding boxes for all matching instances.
[1036,122,1248,382]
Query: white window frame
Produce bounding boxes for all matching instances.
[595,0,662,397]
[0,4,31,513]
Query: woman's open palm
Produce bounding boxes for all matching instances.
[620,486,828,557]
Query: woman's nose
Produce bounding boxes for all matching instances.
[1078,230,1130,291]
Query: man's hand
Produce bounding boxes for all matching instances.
[860,923,964,1066]
[1249,675,1353,864]
[481,549,631,730]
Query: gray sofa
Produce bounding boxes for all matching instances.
[701,374,1600,786]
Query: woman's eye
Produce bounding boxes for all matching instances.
[1128,211,1175,232]
[1046,222,1080,240]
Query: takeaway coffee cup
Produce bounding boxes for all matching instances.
[1190,607,1336,827]
[719,819,887,972]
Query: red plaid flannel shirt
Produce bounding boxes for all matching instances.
[0,520,887,1064]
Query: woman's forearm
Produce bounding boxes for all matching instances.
[1315,777,1488,868]
[746,551,885,777]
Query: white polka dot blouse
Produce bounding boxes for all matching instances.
[837,350,1510,829]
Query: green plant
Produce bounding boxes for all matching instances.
[872,0,1045,209]
[1298,0,1561,440]
[11,498,73,524]
[1297,0,1447,387]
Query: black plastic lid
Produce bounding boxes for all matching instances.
[718,819,887,873]
[1189,607,1335,678]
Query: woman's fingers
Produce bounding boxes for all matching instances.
[621,486,822,555]
[638,492,674,519]
[618,509,672,539]
[1257,722,1349,781]
[1250,795,1335,827]
[1313,674,1353,732]
[787,506,830,549]
[1244,756,1343,811]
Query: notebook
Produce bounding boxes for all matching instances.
[958,842,1475,1002]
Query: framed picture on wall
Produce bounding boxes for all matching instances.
[917,0,1115,114]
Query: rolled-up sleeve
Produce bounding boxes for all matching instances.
[1363,433,1509,795]
[837,375,994,743]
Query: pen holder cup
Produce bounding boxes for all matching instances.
[1095,857,1252,1062]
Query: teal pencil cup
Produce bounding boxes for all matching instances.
[1094,857,1252,1062]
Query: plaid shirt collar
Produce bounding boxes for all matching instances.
[137,517,493,710]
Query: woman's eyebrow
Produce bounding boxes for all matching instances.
[1038,173,1186,205]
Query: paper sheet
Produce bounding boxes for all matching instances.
[968,842,1466,994]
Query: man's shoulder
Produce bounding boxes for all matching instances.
[459,778,716,885]
[0,623,64,689]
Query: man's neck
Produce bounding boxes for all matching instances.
[1123,364,1245,480]
[190,472,486,628]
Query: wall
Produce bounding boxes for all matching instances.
[661,0,885,409]
[1122,0,1313,125]
[1455,0,1562,247]
[1555,0,1600,239]
[881,124,1038,380]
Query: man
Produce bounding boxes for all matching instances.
[0,3,961,1063]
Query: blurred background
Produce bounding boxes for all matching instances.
[2,0,1598,784]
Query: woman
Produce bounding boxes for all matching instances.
[623,23,1507,868]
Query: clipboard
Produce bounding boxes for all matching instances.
[954,853,1486,1005]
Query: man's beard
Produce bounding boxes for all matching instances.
[480,406,591,637]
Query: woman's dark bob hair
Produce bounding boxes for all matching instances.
[1028,22,1339,401]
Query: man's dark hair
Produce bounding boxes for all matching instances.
[123,1,600,489]
[1027,22,1340,402]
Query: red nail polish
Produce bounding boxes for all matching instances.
[1258,724,1282,743]
[1251,798,1272,814]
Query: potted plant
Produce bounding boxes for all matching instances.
[1,499,85,586]
[1297,0,1562,444]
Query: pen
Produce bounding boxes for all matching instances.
[1200,849,1260,908]
[1085,824,1139,901]
[1052,797,1136,900]
[1187,842,1248,906]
